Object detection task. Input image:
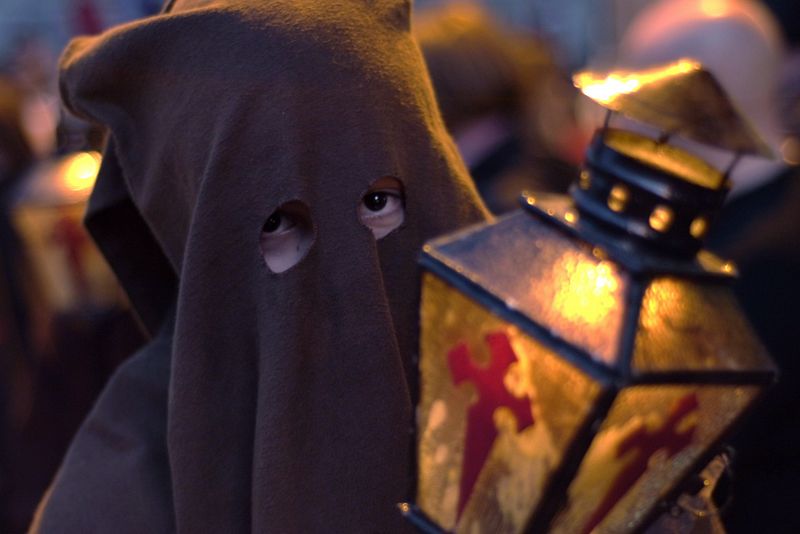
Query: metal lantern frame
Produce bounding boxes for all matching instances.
[402,60,776,533]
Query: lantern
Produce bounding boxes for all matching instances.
[12,150,123,313]
[402,61,776,533]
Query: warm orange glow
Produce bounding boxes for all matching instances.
[551,256,621,327]
[649,205,674,233]
[62,151,101,193]
[700,0,731,18]
[574,60,700,105]
[690,217,708,239]
[608,185,629,213]
[781,137,800,165]
[604,130,724,190]
[640,279,677,330]
[579,170,591,190]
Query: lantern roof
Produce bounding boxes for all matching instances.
[573,60,773,158]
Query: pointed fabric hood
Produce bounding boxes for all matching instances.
[36,0,488,531]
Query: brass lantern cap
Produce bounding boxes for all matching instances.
[573,59,774,158]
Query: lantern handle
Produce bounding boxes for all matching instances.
[602,109,613,135]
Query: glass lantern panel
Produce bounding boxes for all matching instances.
[550,384,760,534]
[427,211,630,366]
[632,277,774,373]
[417,273,604,533]
[13,201,122,311]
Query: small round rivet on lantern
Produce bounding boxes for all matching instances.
[580,170,592,190]
[690,217,709,239]
[649,204,674,233]
[607,185,629,212]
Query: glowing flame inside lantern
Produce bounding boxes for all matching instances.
[552,256,621,327]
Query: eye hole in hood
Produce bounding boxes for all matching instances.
[358,176,405,239]
[259,200,315,273]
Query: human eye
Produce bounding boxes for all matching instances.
[358,177,405,239]
[259,201,314,273]
[262,210,297,235]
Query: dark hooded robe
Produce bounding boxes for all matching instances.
[31,0,489,532]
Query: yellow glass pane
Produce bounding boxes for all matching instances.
[550,385,760,533]
[633,277,774,373]
[13,202,122,311]
[417,273,602,533]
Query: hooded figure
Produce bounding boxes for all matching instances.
[31,0,488,532]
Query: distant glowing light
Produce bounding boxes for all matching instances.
[574,60,700,105]
[62,151,101,193]
[700,0,731,18]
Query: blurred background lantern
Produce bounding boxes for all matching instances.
[1,150,143,531]
[402,60,777,533]
[11,151,124,320]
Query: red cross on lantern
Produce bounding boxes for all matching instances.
[582,393,699,534]
[448,331,534,519]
